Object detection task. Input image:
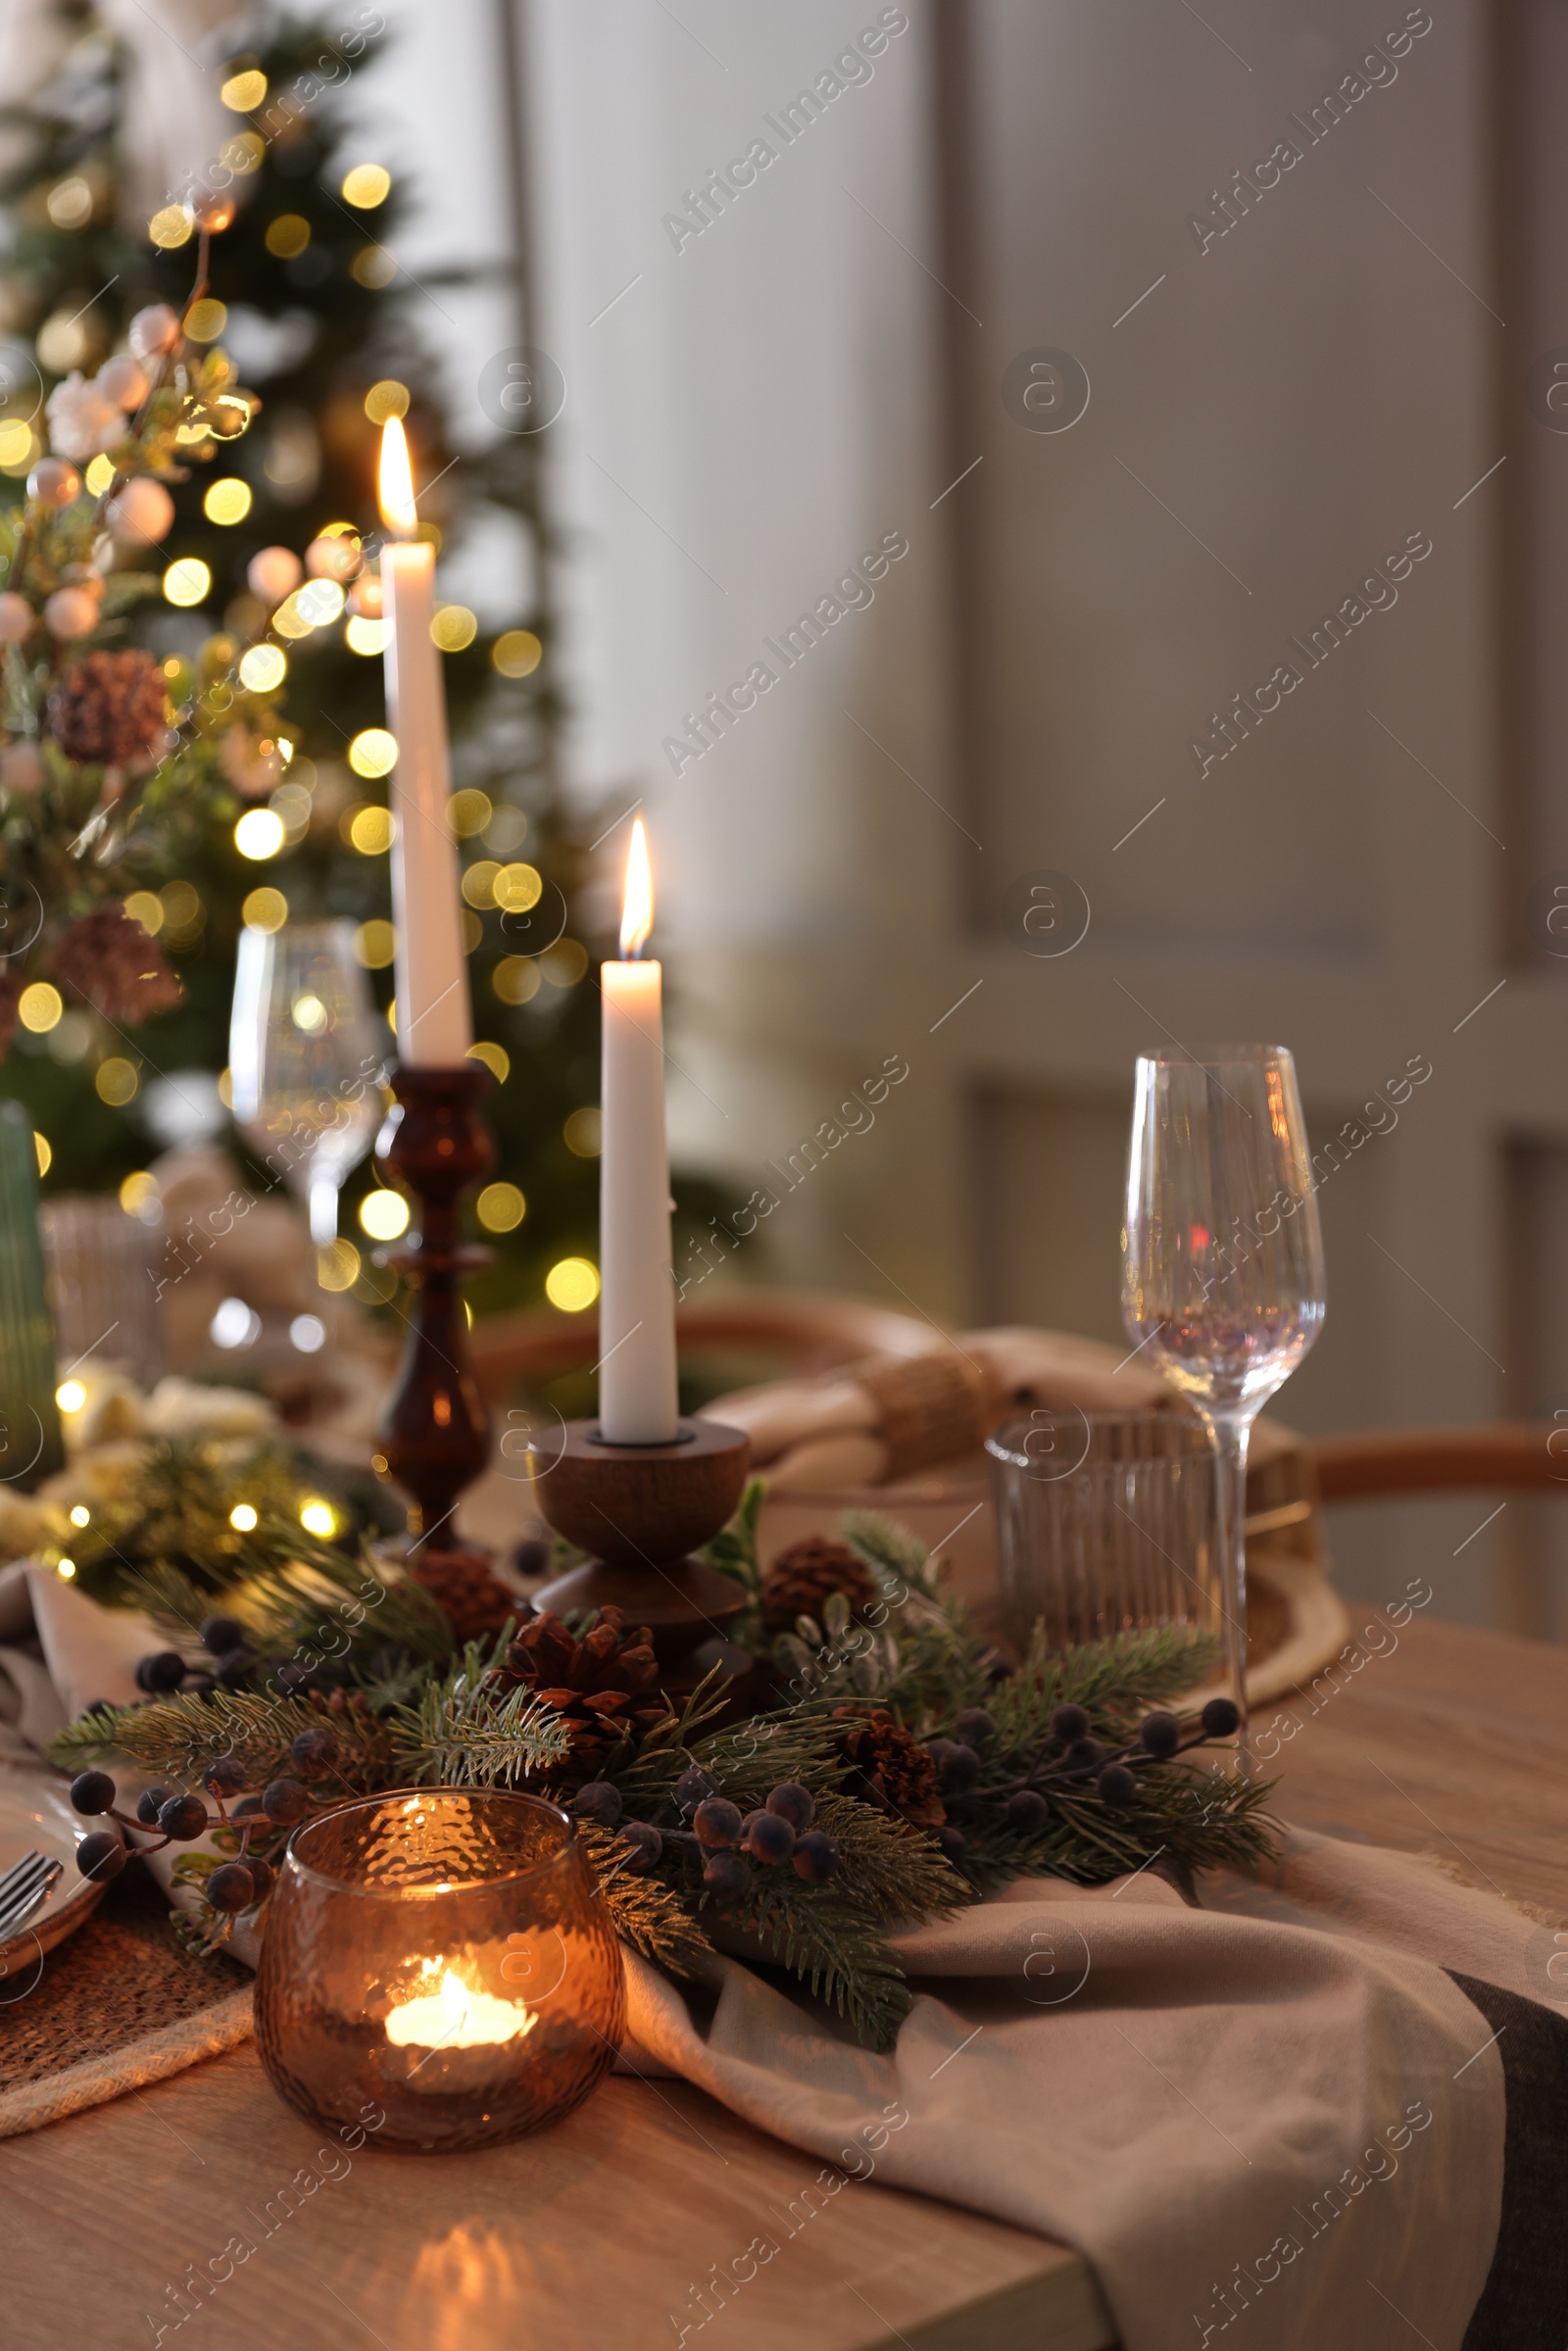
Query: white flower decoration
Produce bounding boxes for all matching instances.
[45,370,123,464]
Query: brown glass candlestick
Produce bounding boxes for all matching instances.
[374,1065,511,1631]
[529,1418,752,1668]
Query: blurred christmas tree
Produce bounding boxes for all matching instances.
[0,1,618,1319]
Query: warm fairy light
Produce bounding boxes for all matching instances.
[619,818,653,958]
[69,1504,90,1527]
[234,808,284,859]
[56,1381,86,1413]
[545,1257,599,1312]
[377,416,417,539]
[359,1189,411,1242]
[385,1965,537,2052]
[299,1499,336,1539]
[229,1503,258,1532]
[57,1558,75,1580]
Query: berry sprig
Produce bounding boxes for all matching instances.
[570,1770,839,1912]
[66,1723,346,1916]
[920,1697,1245,1862]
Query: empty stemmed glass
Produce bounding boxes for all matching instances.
[229,920,387,1255]
[1121,1045,1326,1766]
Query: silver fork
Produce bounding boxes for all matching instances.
[0,1851,63,1940]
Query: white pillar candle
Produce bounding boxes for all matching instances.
[377,417,471,1068]
[598,820,680,1444]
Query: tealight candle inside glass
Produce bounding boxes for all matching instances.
[254,1789,624,2152]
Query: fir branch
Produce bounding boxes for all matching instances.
[48,1686,393,1790]
[726,1879,912,2053]
[985,1623,1220,1764]
[388,1648,571,1787]
[576,1819,712,1979]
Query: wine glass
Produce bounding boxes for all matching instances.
[1121,1044,1326,1764]
[229,920,387,1255]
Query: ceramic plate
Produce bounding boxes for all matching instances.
[0,1767,118,1993]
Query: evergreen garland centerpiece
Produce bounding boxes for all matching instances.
[52,1489,1278,2052]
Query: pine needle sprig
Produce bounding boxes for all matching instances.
[388,1645,571,1787]
[721,1879,913,2053]
[984,1622,1221,1766]
[48,1685,394,1790]
[576,1819,713,1980]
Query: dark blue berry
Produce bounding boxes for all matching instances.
[1139,1711,1182,1758]
[76,1830,124,1881]
[1097,1763,1139,1805]
[213,1651,253,1690]
[513,1537,551,1579]
[673,1766,719,1815]
[207,1862,257,1912]
[934,1826,966,1864]
[135,1650,186,1693]
[159,1794,211,1841]
[1063,1739,1105,1774]
[765,1782,814,1831]
[1200,1697,1241,1739]
[261,1779,310,1826]
[939,1743,981,1792]
[69,1769,116,1816]
[1051,1703,1091,1743]
[289,1727,339,1776]
[702,1850,752,1903]
[693,1796,743,1849]
[200,1616,246,1656]
[202,1757,247,1796]
[1004,1788,1050,1834]
[954,1708,996,1749]
[742,1809,795,1865]
[242,1856,274,1904]
[792,1831,838,1885]
[617,1821,662,1874]
[136,1784,177,1826]
[574,1781,623,1829]
[230,1795,267,1820]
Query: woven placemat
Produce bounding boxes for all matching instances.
[0,1860,253,2140]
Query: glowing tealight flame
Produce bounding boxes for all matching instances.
[619,817,653,959]
[377,415,416,538]
[385,1966,538,2051]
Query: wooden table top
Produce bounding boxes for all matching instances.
[4,1615,1562,2351]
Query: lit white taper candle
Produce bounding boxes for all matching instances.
[598,820,679,1444]
[377,416,471,1067]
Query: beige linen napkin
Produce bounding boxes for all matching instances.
[621,1837,1519,2351]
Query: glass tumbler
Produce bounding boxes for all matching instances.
[254,1788,625,2152]
[986,1407,1216,1653]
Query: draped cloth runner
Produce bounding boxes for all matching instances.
[620,1833,1564,2351]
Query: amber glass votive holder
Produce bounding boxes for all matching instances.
[254,1788,624,2153]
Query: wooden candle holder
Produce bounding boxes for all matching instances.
[530,1419,752,1667]
[374,1065,501,1607]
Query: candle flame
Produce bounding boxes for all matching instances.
[377,416,417,538]
[384,1965,537,2051]
[619,817,654,958]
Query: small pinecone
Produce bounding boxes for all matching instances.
[407,1546,519,1644]
[46,649,168,767]
[49,906,181,1028]
[486,1606,663,1775]
[836,1706,946,1827]
[760,1535,877,1636]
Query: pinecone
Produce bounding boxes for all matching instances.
[46,648,168,767]
[760,1535,878,1636]
[486,1606,663,1774]
[406,1546,519,1645]
[49,906,180,1027]
[836,1706,946,1827]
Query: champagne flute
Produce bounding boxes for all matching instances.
[229,920,387,1256]
[1121,1044,1326,1764]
